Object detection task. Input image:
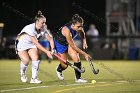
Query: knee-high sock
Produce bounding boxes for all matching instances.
[20,62,28,76]
[32,60,40,79]
[74,62,81,79]
[57,64,66,72]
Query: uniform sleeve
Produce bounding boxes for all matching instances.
[22,26,36,36]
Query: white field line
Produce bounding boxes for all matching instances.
[134,80,140,82]
[0,86,48,93]
[1,80,140,93]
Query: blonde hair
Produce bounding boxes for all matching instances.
[34,10,46,22]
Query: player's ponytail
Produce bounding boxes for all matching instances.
[34,10,46,22]
[71,14,84,24]
[37,10,42,15]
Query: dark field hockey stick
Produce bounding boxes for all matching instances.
[85,49,99,74]
[53,53,85,73]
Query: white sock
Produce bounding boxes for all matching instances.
[32,60,40,79]
[20,62,28,76]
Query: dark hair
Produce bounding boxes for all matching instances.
[34,10,46,22]
[71,14,84,24]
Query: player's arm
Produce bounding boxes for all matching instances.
[45,34,55,50]
[79,28,88,49]
[44,25,56,53]
[30,36,53,58]
[62,26,86,56]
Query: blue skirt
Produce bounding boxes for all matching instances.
[39,41,50,48]
[54,39,68,54]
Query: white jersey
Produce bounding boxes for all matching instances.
[16,23,48,51]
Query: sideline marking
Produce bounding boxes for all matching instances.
[51,83,123,93]
[0,86,48,93]
[1,80,139,93]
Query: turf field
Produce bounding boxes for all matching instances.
[0,60,140,93]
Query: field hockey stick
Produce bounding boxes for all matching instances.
[53,53,85,73]
[84,49,99,74]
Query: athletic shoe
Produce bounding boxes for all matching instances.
[75,78,88,83]
[30,78,42,84]
[21,73,27,83]
[56,67,64,80]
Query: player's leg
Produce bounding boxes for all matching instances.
[56,52,68,80]
[28,48,42,84]
[18,50,30,83]
[68,47,87,83]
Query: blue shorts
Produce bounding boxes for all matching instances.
[39,41,50,48]
[54,39,68,54]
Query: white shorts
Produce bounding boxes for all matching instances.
[16,40,37,52]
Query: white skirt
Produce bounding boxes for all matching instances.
[16,40,37,51]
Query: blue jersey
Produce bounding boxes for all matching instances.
[54,24,78,53]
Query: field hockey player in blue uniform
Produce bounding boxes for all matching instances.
[54,14,91,83]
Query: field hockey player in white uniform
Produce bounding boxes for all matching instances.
[15,11,56,84]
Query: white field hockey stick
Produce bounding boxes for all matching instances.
[53,53,85,73]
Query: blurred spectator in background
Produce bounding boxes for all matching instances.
[1,37,7,48]
[86,24,99,41]
[86,24,99,49]
[0,37,7,59]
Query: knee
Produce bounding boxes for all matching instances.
[71,54,80,62]
[70,53,80,62]
[21,59,30,65]
[31,56,39,61]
